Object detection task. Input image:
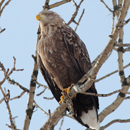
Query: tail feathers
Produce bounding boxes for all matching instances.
[80,107,100,130]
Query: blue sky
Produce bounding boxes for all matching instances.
[0,0,130,130]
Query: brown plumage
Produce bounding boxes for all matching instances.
[36,10,99,129]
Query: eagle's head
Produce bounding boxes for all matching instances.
[36,10,65,27]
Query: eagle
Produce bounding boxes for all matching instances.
[36,10,99,130]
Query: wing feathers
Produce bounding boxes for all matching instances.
[37,54,61,102]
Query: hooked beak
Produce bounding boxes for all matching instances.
[36,14,46,21]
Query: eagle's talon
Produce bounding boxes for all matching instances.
[59,84,74,104]
[59,95,65,104]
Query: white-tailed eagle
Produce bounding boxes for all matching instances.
[36,10,99,130]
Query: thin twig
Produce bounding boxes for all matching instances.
[59,117,64,130]
[7,78,29,92]
[100,119,130,130]
[75,9,85,31]
[95,63,130,82]
[0,57,24,85]
[0,61,28,92]
[0,0,11,16]
[125,96,130,99]
[115,43,130,47]
[127,92,130,94]
[0,28,5,33]
[0,97,4,104]
[36,88,46,96]
[100,0,113,12]
[43,96,54,100]
[0,0,5,8]
[124,47,130,52]
[0,86,16,129]
[123,18,130,26]
[49,0,71,9]
[33,100,48,115]
[67,0,84,25]
[9,90,26,101]
[79,89,122,97]
[35,80,49,89]
[5,100,17,129]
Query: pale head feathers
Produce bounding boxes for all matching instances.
[36,10,65,32]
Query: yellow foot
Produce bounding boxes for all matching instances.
[64,83,77,98]
[59,83,76,104]
[59,95,65,104]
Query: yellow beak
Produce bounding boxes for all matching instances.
[36,14,44,21]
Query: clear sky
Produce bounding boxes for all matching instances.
[0,0,130,130]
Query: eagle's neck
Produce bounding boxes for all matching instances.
[40,22,65,37]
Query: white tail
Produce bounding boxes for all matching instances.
[80,107,100,130]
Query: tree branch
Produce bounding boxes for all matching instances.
[33,100,48,116]
[40,103,66,130]
[0,28,5,33]
[79,89,122,97]
[0,61,29,92]
[95,63,130,82]
[67,0,84,25]
[100,0,113,12]
[0,0,11,16]
[100,119,130,130]
[74,9,85,31]
[99,0,130,122]
[47,0,71,9]
[23,54,38,130]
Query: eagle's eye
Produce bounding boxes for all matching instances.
[43,13,48,16]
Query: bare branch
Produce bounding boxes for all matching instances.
[75,9,85,31]
[33,100,48,116]
[43,96,54,100]
[67,0,84,25]
[40,103,66,130]
[49,0,71,9]
[100,119,130,130]
[9,90,26,101]
[0,57,24,85]
[124,47,130,52]
[125,96,130,99]
[123,18,130,26]
[0,60,28,92]
[0,86,17,129]
[59,117,64,130]
[112,11,115,34]
[23,55,38,130]
[115,43,130,47]
[36,88,46,96]
[43,0,50,10]
[112,0,119,16]
[0,0,5,8]
[0,28,5,33]
[7,78,29,92]
[0,0,11,16]
[35,80,49,89]
[126,75,130,85]
[79,89,122,97]
[100,0,113,12]
[5,100,17,129]
[0,97,4,104]
[95,63,130,82]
